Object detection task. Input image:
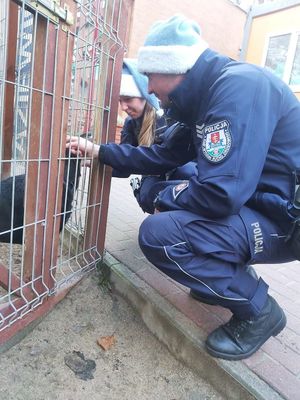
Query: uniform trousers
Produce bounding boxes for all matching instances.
[139,207,294,319]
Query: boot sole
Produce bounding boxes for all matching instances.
[205,308,287,361]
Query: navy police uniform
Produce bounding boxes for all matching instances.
[112,113,168,177]
[113,114,197,213]
[100,49,300,319]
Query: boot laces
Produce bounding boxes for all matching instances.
[226,316,254,339]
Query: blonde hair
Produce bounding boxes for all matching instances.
[138,102,156,147]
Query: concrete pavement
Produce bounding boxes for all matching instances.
[105,177,300,400]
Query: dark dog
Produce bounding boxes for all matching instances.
[0,151,81,244]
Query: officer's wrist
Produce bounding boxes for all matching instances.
[99,144,106,162]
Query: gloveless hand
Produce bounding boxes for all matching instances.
[66,135,100,159]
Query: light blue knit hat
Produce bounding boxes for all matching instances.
[138,15,208,74]
[120,58,160,110]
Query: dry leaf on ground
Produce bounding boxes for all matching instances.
[97,334,117,351]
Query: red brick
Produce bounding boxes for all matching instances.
[279,268,300,283]
[200,303,232,323]
[251,357,300,400]
[276,327,300,355]
[284,312,300,333]
[166,291,222,333]
[264,279,300,302]
[243,349,266,368]
[137,267,181,298]
[127,0,247,60]
[261,336,300,375]
[260,271,291,285]
[267,291,300,320]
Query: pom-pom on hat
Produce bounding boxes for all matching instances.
[120,58,160,110]
[138,15,208,74]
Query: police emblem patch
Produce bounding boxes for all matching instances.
[202,120,232,163]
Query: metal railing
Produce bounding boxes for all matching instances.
[0,0,132,346]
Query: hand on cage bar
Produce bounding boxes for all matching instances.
[66,135,99,159]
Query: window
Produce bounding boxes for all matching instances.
[290,35,300,85]
[264,34,290,80]
[263,32,300,91]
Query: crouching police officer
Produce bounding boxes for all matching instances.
[67,15,300,360]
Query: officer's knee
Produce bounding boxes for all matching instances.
[138,214,157,249]
[139,211,185,263]
[140,214,177,268]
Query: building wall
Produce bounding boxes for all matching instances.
[115,0,248,142]
[245,4,300,99]
[116,0,248,143]
[126,0,247,59]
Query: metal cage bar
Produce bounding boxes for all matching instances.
[0,0,132,346]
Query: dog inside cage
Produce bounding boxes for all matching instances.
[0,150,81,245]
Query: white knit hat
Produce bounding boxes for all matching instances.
[120,59,160,109]
[120,73,142,98]
[138,15,208,74]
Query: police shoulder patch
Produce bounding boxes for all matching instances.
[172,181,189,200]
[202,120,232,163]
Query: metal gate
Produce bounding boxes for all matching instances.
[0,0,132,347]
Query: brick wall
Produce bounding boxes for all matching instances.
[127,0,247,59]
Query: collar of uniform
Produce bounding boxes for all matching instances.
[168,48,232,124]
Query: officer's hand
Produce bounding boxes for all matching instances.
[66,135,99,159]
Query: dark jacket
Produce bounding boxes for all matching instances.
[100,49,300,223]
[112,113,169,177]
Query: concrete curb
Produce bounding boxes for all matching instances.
[104,252,284,400]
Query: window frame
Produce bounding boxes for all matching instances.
[262,29,300,92]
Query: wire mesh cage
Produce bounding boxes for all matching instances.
[0,0,131,344]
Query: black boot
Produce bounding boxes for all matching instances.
[190,265,258,305]
[205,295,286,360]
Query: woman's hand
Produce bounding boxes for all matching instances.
[66,135,100,159]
